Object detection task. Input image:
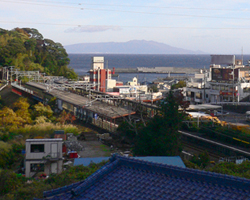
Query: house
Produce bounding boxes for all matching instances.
[42,154,250,199]
[25,138,63,178]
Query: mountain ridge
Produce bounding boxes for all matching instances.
[64,40,206,54]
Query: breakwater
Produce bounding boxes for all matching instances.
[115,67,200,74]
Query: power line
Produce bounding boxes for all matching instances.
[1,20,250,30]
[1,0,250,20]
[3,0,250,12]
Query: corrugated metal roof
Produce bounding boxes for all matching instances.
[74,157,110,166]
[134,156,185,168]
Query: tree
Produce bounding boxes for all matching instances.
[189,151,210,168]
[171,80,186,90]
[58,110,76,125]
[0,28,77,79]
[133,90,186,156]
[13,97,31,124]
[0,107,24,128]
[148,84,159,92]
[33,102,53,119]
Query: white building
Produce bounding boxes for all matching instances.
[25,138,63,178]
[185,71,211,104]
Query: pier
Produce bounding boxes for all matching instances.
[115,67,200,74]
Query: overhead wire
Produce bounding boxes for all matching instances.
[1,20,250,30]
[2,0,250,12]
[1,0,250,20]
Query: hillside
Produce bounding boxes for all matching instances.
[0,28,77,79]
[64,40,205,54]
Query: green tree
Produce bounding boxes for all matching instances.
[148,84,159,92]
[33,102,53,119]
[133,91,186,156]
[0,27,77,79]
[171,80,186,90]
[189,151,210,168]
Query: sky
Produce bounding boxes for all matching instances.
[1,0,250,54]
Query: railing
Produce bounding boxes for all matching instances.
[43,152,61,160]
[11,82,34,94]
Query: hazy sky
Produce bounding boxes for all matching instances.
[1,0,250,54]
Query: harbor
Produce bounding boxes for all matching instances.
[114,66,200,74]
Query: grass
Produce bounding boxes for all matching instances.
[10,122,79,139]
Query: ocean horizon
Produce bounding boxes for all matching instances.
[68,54,250,83]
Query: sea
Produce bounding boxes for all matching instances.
[68,54,250,83]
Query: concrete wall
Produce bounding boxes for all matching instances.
[26,139,63,160]
[25,139,63,178]
[25,160,63,178]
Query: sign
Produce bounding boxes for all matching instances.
[220,91,237,96]
[92,56,104,63]
[211,55,235,65]
[212,68,238,81]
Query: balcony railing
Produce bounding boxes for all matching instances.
[43,152,61,160]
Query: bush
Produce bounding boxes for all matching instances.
[0,170,26,195]
[2,162,108,199]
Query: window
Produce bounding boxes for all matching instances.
[195,93,202,99]
[30,163,44,172]
[31,144,44,153]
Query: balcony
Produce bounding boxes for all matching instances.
[42,152,61,160]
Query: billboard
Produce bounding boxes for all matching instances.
[212,68,238,81]
[92,56,104,63]
[211,55,235,65]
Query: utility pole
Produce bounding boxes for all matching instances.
[203,67,206,104]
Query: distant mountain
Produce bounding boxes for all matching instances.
[64,40,205,54]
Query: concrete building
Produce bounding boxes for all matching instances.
[209,55,250,103]
[106,79,117,92]
[25,138,63,178]
[185,55,250,104]
[89,57,112,93]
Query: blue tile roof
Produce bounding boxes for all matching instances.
[43,154,250,200]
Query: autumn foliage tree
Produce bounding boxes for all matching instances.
[33,102,53,119]
[58,110,76,125]
[0,107,24,129]
[13,97,31,124]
